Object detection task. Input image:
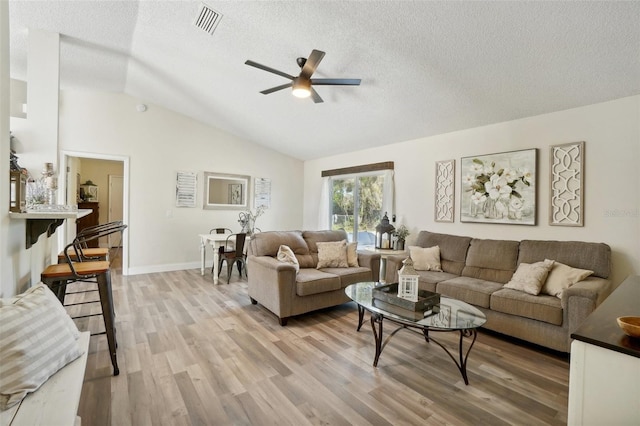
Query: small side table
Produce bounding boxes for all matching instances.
[364,248,407,283]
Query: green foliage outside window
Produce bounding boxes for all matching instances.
[330,175,384,239]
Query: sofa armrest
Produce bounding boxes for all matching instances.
[562,277,612,333]
[247,255,298,319]
[249,255,297,273]
[384,254,409,283]
[357,252,382,282]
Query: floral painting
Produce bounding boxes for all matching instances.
[460,149,537,225]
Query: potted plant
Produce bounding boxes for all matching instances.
[393,225,410,250]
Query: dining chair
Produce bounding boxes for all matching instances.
[209,227,232,235]
[215,233,247,283]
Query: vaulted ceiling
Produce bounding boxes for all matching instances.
[8,1,640,160]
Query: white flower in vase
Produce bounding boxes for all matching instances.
[470,191,487,205]
[484,174,512,200]
[509,197,524,219]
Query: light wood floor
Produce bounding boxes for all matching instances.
[66,266,570,426]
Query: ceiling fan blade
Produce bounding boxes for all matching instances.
[310,88,324,104]
[311,78,361,86]
[300,50,325,80]
[260,83,292,95]
[245,60,294,80]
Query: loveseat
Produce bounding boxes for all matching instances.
[385,231,612,353]
[247,230,381,325]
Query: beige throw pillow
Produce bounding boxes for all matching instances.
[504,259,555,295]
[317,240,349,268]
[409,246,442,271]
[0,284,84,410]
[346,242,359,267]
[277,245,300,273]
[541,261,594,298]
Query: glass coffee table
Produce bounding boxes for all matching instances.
[345,282,487,385]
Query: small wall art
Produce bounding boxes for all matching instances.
[550,141,584,226]
[176,171,197,207]
[460,148,537,225]
[434,159,455,222]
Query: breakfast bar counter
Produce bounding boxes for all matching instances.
[567,275,640,425]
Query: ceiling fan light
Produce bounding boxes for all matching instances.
[292,78,311,98]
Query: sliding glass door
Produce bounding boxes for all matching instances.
[330,173,385,248]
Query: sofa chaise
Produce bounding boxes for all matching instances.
[247,230,381,325]
[385,231,612,353]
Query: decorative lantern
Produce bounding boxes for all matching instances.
[375,212,395,249]
[80,180,99,202]
[398,257,419,302]
[10,171,27,212]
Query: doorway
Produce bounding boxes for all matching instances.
[59,151,130,275]
[108,175,123,248]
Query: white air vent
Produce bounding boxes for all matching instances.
[193,3,223,35]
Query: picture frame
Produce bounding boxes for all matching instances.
[229,183,243,205]
[550,141,584,226]
[434,159,455,222]
[203,172,250,210]
[460,148,537,225]
[176,171,197,208]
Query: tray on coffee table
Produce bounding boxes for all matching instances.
[372,283,440,312]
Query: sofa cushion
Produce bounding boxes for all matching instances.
[415,231,472,275]
[0,284,85,410]
[346,242,359,267]
[316,241,349,268]
[462,238,520,284]
[416,271,460,292]
[436,276,503,308]
[319,267,373,288]
[518,240,610,279]
[302,230,349,253]
[409,246,442,271]
[504,259,555,295]
[251,231,309,257]
[490,288,563,325]
[540,261,594,298]
[295,269,342,296]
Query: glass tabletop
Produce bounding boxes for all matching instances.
[345,282,487,331]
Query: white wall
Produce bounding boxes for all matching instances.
[2,24,61,297]
[57,90,304,274]
[303,96,640,287]
[1,1,11,297]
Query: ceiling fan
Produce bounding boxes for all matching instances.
[245,49,361,103]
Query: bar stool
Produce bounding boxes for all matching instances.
[41,223,127,376]
[41,260,118,375]
[58,247,109,263]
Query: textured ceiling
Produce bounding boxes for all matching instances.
[8,1,640,160]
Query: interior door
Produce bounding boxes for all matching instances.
[108,175,124,247]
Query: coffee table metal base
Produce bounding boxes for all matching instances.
[357,305,478,385]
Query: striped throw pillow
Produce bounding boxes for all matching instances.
[0,283,84,410]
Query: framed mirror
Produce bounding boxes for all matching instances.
[203,172,250,210]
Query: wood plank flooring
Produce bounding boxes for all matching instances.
[66,267,570,425]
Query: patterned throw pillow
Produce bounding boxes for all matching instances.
[541,261,594,298]
[346,242,359,267]
[277,244,300,273]
[504,259,555,295]
[409,246,442,271]
[0,284,84,410]
[316,240,349,268]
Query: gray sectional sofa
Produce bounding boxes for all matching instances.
[385,231,612,353]
[247,230,381,325]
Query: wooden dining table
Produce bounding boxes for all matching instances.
[199,233,250,284]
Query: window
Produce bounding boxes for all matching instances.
[330,173,386,247]
[322,162,394,248]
